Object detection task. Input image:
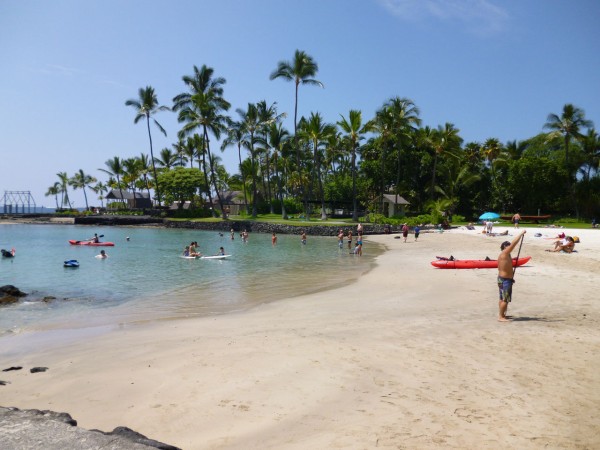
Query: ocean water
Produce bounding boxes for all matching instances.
[0,223,381,341]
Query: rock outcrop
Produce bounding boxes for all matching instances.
[0,406,180,450]
[0,285,27,305]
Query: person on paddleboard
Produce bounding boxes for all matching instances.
[497,230,526,322]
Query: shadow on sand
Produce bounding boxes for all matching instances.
[508,316,562,323]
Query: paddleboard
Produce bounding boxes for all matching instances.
[200,254,231,260]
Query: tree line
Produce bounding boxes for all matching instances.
[47,50,600,222]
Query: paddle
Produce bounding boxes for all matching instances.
[512,233,525,282]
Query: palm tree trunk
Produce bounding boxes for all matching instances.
[238,143,249,214]
[146,115,161,206]
[201,127,215,217]
[351,142,358,222]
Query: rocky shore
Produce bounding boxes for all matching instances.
[0,406,180,449]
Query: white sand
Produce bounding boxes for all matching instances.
[2,225,599,449]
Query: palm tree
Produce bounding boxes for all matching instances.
[270,50,323,217]
[579,128,600,181]
[236,103,261,217]
[137,153,154,201]
[177,93,229,216]
[155,147,182,170]
[221,120,249,213]
[100,157,126,208]
[92,181,108,208]
[267,122,290,219]
[299,112,336,220]
[125,86,170,206]
[69,169,97,211]
[174,66,231,217]
[337,110,373,221]
[56,172,72,210]
[430,123,462,199]
[257,100,286,213]
[373,97,421,213]
[544,103,593,169]
[45,182,61,210]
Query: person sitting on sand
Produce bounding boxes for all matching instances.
[548,236,575,253]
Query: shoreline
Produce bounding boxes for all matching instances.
[1,226,599,448]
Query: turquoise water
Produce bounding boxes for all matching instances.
[0,224,381,338]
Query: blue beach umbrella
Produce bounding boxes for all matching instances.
[479,212,500,220]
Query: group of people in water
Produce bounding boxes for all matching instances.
[182,241,225,257]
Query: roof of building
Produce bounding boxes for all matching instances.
[382,194,410,205]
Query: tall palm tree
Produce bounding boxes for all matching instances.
[69,169,97,211]
[270,49,323,217]
[267,122,290,219]
[299,112,336,220]
[174,66,230,217]
[373,97,421,213]
[337,109,373,221]
[257,100,286,213]
[221,120,249,213]
[100,157,125,209]
[56,172,72,210]
[236,103,261,217]
[177,93,229,216]
[430,123,462,200]
[45,182,61,210]
[125,86,170,206]
[544,103,593,169]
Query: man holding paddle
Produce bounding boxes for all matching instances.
[497,230,526,322]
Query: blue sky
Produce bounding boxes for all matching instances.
[1,0,599,209]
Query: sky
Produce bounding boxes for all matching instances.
[1,0,599,209]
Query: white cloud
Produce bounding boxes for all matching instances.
[39,64,85,77]
[377,0,509,35]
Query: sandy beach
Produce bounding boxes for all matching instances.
[2,225,599,449]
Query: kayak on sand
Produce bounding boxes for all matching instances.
[69,240,115,247]
[431,256,531,269]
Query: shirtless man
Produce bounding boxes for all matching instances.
[497,230,526,322]
[337,229,344,249]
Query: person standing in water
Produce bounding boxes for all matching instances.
[337,229,344,249]
[497,230,526,322]
[272,232,278,246]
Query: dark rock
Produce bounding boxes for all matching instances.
[0,381,9,386]
[0,406,181,450]
[30,367,48,373]
[0,285,27,297]
[2,366,23,372]
[0,285,27,306]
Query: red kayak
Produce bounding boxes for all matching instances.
[69,240,115,247]
[431,256,531,269]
